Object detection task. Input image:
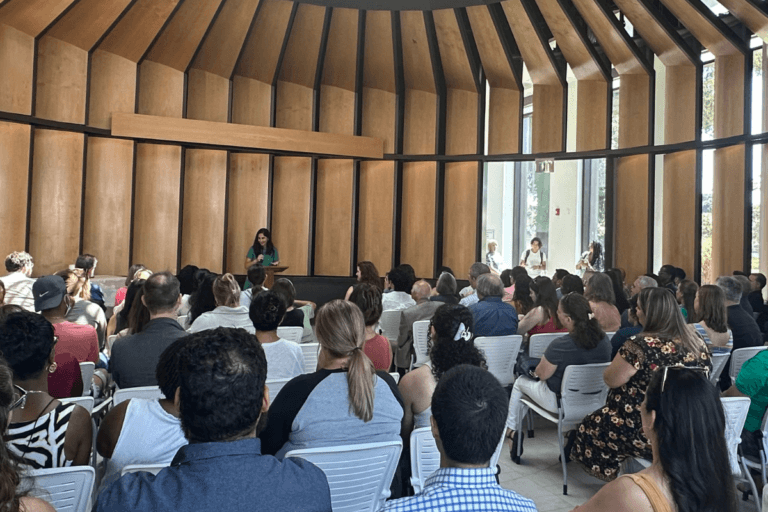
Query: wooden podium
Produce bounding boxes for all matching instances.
[264,266,288,288]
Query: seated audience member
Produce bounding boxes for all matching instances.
[56,269,107,349]
[517,276,567,336]
[676,279,698,323]
[115,285,151,340]
[75,253,105,310]
[584,272,621,333]
[509,276,534,316]
[398,304,487,436]
[189,273,254,334]
[606,269,630,315]
[574,368,736,512]
[459,263,491,307]
[0,252,35,312]
[95,327,332,512]
[553,269,569,299]
[723,348,768,462]
[271,278,304,327]
[692,285,731,349]
[249,291,303,381]
[398,264,417,291]
[175,264,198,317]
[717,276,762,353]
[382,268,417,311]
[383,365,537,512]
[507,293,610,463]
[610,295,643,359]
[348,283,392,371]
[748,272,766,314]
[570,288,711,482]
[395,280,442,370]
[560,274,584,296]
[113,264,146,308]
[500,269,514,299]
[620,275,658,328]
[0,358,56,512]
[430,272,458,305]
[240,264,266,310]
[733,274,755,316]
[2,312,91,468]
[673,266,686,286]
[260,300,403,459]
[186,270,217,327]
[97,337,188,488]
[344,261,382,300]
[111,272,187,389]
[469,274,518,337]
[658,264,678,293]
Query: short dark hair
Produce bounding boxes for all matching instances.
[75,254,97,271]
[176,265,199,295]
[553,269,569,282]
[143,272,180,314]
[561,274,584,295]
[386,268,410,292]
[432,365,508,464]
[176,328,267,443]
[397,264,416,289]
[270,278,295,309]
[249,291,286,332]
[509,266,528,284]
[156,336,187,399]
[753,273,767,289]
[500,269,513,288]
[0,311,55,380]
[4,252,33,273]
[673,267,686,281]
[348,283,383,327]
[247,264,266,287]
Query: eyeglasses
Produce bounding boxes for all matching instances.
[10,385,26,411]
[660,365,709,393]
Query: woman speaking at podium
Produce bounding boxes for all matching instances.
[244,228,280,289]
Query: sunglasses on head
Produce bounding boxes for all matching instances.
[660,365,709,393]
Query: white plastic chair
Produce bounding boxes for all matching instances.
[121,463,168,476]
[388,372,400,384]
[709,352,731,384]
[378,310,401,346]
[721,397,761,511]
[743,408,768,488]
[59,396,94,414]
[300,343,320,374]
[266,378,291,399]
[21,466,95,512]
[285,440,402,512]
[475,335,523,386]
[730,347,768,382]
[411,320,431,370]
[277,326,304,344]
[113,386,164,407]
[79,362,95,397]
[517,362,611,495]
[528,333,563,359]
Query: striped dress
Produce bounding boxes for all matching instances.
[7,402,77,469]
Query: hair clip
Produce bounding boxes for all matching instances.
[454,322,472,341]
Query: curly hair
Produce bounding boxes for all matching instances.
[55,268,90,301]
[4,252,32,273]
[0,358,27,512]
[428,304,487,381]
[177,328,267,442]
[249,291,286,332]
[0,312,55,380]
[155,336,187,399]
[357,261,382,290]
[348,283,383,327]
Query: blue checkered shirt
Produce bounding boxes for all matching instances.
[380,467,538,511]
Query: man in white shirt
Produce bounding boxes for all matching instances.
[0,251,36,312]
[459,263,491,307]
[382,267,417,311]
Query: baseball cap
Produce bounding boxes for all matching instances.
[32,275,67,312]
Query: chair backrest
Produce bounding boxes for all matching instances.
[412,320,431,366]
[721,397,751,474]
[378,310,401,344]
[121,463,168,476]
[300,343,320,374]
[529,333,563,359]
[79,362,95,397]
[559,363,611,429]
[113,386,164,407]
[286,440,402,512]
[388,372,400,384]
[709,352,731,384]
[474,335,523,386]
[266,378,291,399]
[21,466,95,512]
[59,396,94,415]
[729,346,768,381]
[277,326,304,344]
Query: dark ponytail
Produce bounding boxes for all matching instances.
[560,293,604,349]
[0,360,25,512]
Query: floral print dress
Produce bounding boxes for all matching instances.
[570,335,711,481]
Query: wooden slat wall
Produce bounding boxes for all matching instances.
[0,121,30,262]
[0,24,34,114]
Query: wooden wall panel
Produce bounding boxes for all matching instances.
[401,162,437,279]
[662,150,696,274]
[181,149,227,272]
[445,88,478,155]
[319,86,355,135]
[82,138,134,276]
[404,90,437,155]
[132,143,181,273]
[712,145,746,277]
[576,81,608,151]
[321,8,359,91]
[443,162,478,275]
[231,76,272,127]
[664,65,697,144]
[0,24,34,115]
[0,0,77,37]
[226,153,269,274]
[0,122,30,260]
[361,87,396,154]
[614,154,649,282]
[97,0,181,63]
[358,161,394,274]
[714,54,745,139]
[277,3,326,88]
[315,159,354,276]
[186,68,230,123]
[531,84,564,153]
[235,0,294,83]
[362,10,396,93]
[138,61,185,118]
[488,88,520,154]
[618,73,650,148]
[28,130,84,276]
[275,81,313,131]
[35,36,87,124]
[271,157,312,276]
[46,0,133,52]
[88,50,137,129]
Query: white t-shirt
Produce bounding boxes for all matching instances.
[262,339,305,380]
[189,305,255,334]
[520,249,546,277]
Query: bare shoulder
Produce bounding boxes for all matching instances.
[20,496,56,512]
[573,475,654,512]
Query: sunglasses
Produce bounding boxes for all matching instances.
[660,365,709,393]
[10,385,26,411]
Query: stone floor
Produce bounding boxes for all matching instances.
[495,415,762,512]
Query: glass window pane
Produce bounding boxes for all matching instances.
[702,62,715,141]
[702,149,715,284]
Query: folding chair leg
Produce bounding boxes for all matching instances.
[558,414,568,495]
[740,456,761,512]
[527,412,534,439]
